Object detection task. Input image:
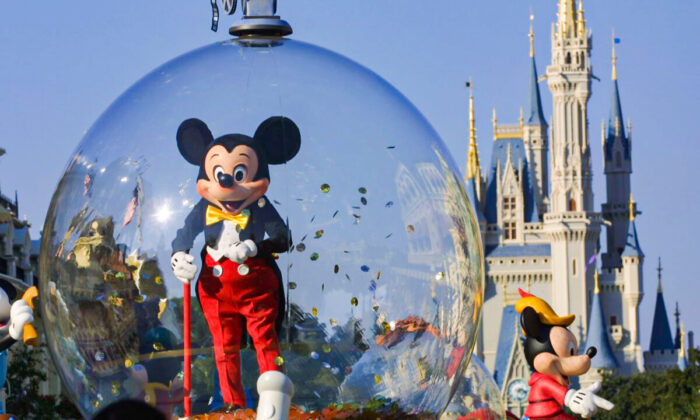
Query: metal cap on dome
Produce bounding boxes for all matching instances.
[212,0,292,37]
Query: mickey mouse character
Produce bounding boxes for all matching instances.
[0,279,34,352]
[171,116,300,409]
[516,289,614,420]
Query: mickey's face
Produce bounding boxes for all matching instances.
[198,144,269,215]
[177,116,301,215]
[533,326,591,386]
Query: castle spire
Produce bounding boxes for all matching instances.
[586,268,619,369]
[674,302,682,349]
[629,193,635,222]
[556,0,577,38]
[649,257,674,351]
[608,34,625,139]
[526,17,547,127]
[612,29,618,81]
[576,0,586,38]
[594,268,600,294]
[622,195,643,258]
[466,80,481,180]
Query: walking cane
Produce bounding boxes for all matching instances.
[183,282,192,417]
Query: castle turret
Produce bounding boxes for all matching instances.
[643,258,678,372]
[522,16,549,218]
[464,81,486,240]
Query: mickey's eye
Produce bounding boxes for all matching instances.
[233,165,247,183]
[569,342,575,356]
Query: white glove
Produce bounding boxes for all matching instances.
[565,381,614,417]
[230,239,257,264]
[171,251,197,284]
[9,299,34,341]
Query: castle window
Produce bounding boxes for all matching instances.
[565,52,571,64]
[504,222,516,239]
[572,259,577,276]
[569,198,577,211]
[503,196,516,211]
[610,316,617,326]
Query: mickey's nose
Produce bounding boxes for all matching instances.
[586,347,597,359]
[217,172,234,188]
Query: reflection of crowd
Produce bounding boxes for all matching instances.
[46,215,184,415]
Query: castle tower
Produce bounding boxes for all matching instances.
[580,269,619,387]
[643,258,678,372]
[602,35,633,269]
[543,0,601,336]
[465,80,486,234]
[522,16,549,218]
[620,194,644,372]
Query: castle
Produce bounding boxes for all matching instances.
[463,1,689,416]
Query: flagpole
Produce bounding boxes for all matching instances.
[184,282,192,417]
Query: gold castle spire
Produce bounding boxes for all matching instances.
[466,79,481,180]
[594,269,600,294]
[576,0,586,37]
[629,193,635,222]
[612,29,618,81]
[680,322,686,358]
[528,12,535,58]
[557,0,577,37]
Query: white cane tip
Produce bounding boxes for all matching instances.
[257,370,294,395]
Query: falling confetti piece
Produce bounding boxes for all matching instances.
[95,351,105,362]
[352,206,361,210]
[407,224,415,233]
[387,145,396,149]
[273,199,281,205]
[353,214,361,223]
[314,229,324,238]
[376,271,381,279]
[351,297,359,306]
[320,183,331,193]
[385,201,394,207]
[258,198,266,208]
[289,282,297,290]
[435,271,445,281]
[301,234,308,242]
[345,274,351,280]
[358,187,367,194]
[96,295,104,301]
[334,264,339,274]
[361,265,370,272]
[310,351,320,360]
[322,362,331,369]
[153,342,164,351]
[372,304,380,312]
[382,322,391,333]
[385,233,392,239]
[329,318,338,327]
[116,272,126,280]
[321,283,325,291]
[331,367,340,375]
[155,275,163,284]
[296,243,306,252]
[92,401,100,408]
[312,307,318,317]
[374,375,382,384]
[344,250,350,253]
[296,198,304,201]
[274,356,285,366]
[369,280,377,292]
[310,215,316,223]
[124,359,134,368]
[332,210,339,218]
[272,253,279,259]
[310,252,319,261]
[134,295,144,303]
[314,391,321,398]
[322,344,332,353]
[361,197,368,205]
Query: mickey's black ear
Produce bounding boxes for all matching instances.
[254,116,301,165]
[177,118,214,165]
[520,307,547,340]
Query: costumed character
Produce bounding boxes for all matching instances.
[516,289,614,420]
[171,116,300,413]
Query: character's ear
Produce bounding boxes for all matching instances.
[177,118,214,165]
[254,116,301,164]
[521,307,548,341]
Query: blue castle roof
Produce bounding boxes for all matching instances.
[527,56,547,127]
[485,138,539,224]
[604,79,630,161]
[586,289,619,369]
[486,244,551,258]
[649,283,674,351]
[493,305,520,388]
[621,219,643,257]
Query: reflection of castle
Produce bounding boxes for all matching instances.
[462,1,690,416]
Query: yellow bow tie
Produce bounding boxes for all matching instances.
[205,205,250,228]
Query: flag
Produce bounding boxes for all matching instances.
[586,253,597,268]
[123,185,139,227]
[614,38,621,44]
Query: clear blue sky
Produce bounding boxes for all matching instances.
[1,1,698,351]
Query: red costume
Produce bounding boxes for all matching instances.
[523,373,576,420]
[198,254,282,407]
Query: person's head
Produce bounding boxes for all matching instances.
[92,399,166,420]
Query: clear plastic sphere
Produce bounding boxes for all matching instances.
[443,355,507,419]
[39,37,484,417]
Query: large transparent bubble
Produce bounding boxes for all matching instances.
[442,355,507,419]
[39,37,484,418]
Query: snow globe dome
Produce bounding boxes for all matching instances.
[39,5,484,418]
[443,355,507,419]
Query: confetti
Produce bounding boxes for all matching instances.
[353,214,361,224]
[301,234,308,242]
[351,297,359,306]
[257,197,266,208]
[358,187,367,194]
[310,351,320,360]
[374,375,382,384]
[369,280,377,292]
[155,275,163,284]
[376,271,381,279]
[322,344,332,353]
[310,215,316,223]
[289,282,297,290]
[329,318,338,327]
[372,304,380,312]
[352,206,361,210]
[153,342,164,351]
[435,271,445,281]
[115,272,126,280]
[334,264,339,274]
[321,283,325,291]
[96,295,104,302]
[314,229,324,238]
[273,199,281,205]
[296,243,306,252]
[95,351,105,362]
[135,295,145,303]
[331,367,340,375]
[124,359,134,368]
[296,198,304,201]
[387,145,396,149]
[407,224,415,233]
[362,265,371,272]
[385,233,392,239]
[310,252,319,261]
[274,356,285,367]
[92,401,100,408]
[332,210,339,218]
[385,201,394,207]
[320,183,331,193]
[322,362,331,369]
[312,307,318,317]
[361,197,368,205]
[345,274,351,280]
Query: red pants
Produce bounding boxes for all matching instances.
[198,255,282,407]
[526,412,577,420]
